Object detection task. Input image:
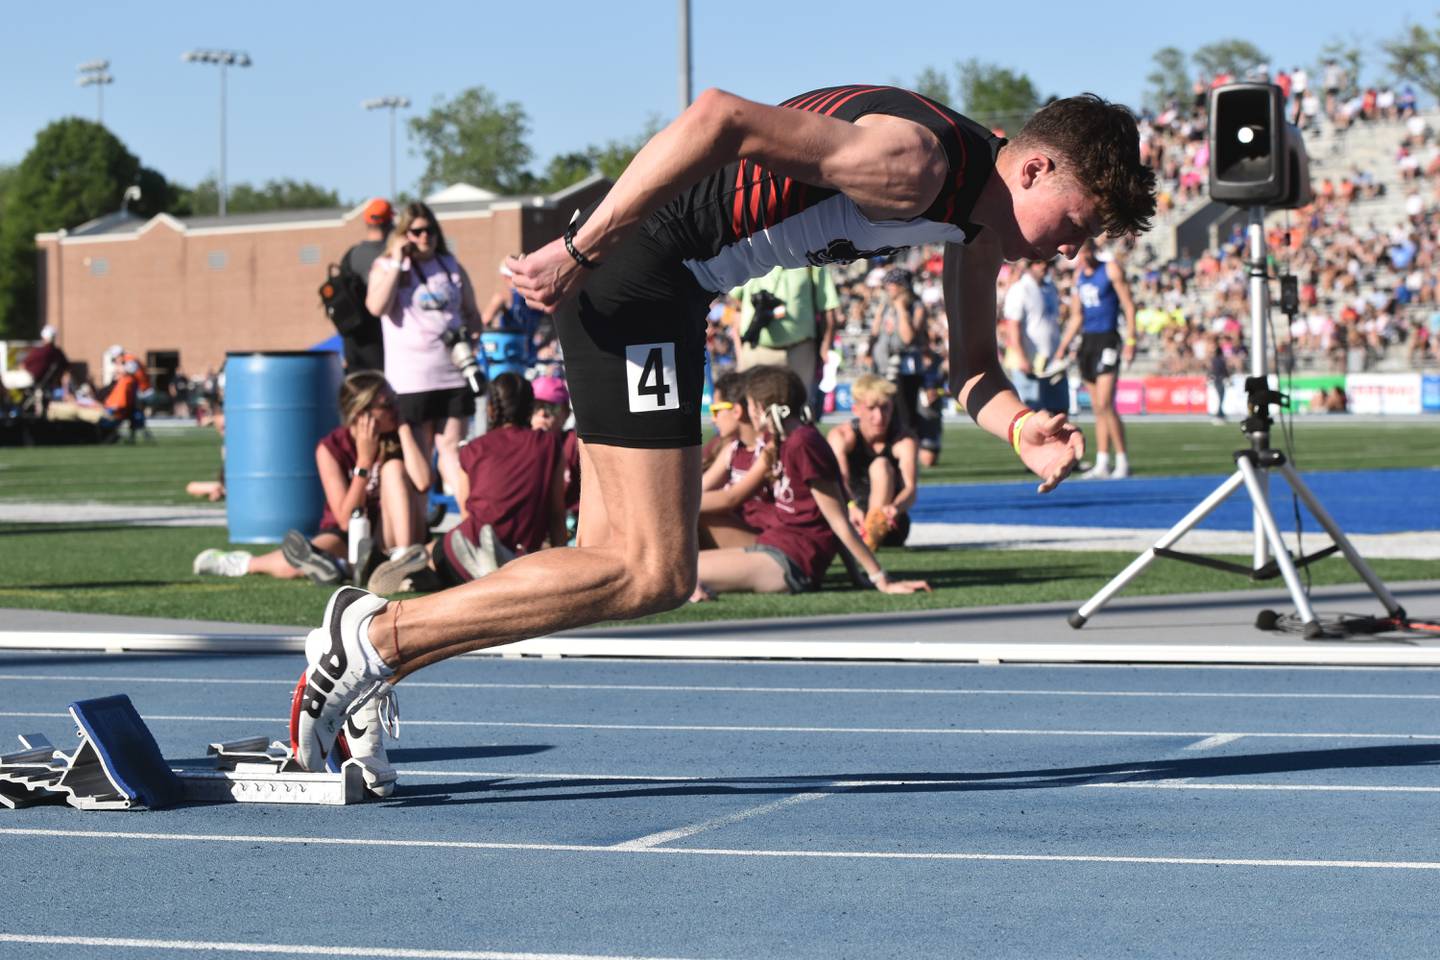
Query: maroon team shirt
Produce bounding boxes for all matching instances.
[460,426,563,555]
[756,424,842,587]
[316,425,385,533]
[727,439,773,532]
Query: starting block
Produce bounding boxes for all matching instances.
[0,695,384,809]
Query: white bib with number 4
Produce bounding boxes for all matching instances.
[625,342,680,413]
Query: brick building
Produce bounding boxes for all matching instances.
[34,175,611,382]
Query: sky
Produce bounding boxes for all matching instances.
[2,1,1433,207]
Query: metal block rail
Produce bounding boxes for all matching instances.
[0,695,378,809]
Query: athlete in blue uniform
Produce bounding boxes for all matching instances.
[290,85,1157,774]
[1056,238,1137,478]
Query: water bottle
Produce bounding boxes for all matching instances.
[348,508,372,582]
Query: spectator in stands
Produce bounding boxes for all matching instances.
[530,375,580,538]
[827,374,920,551]
[731,264,839,399]
[1002,258,1068,414]
[696,370,773,549]
[367,202,483,501]
[336,199,393,373]
[376,373,567,592]
[870,266,929,429]
[193,371,431,585]
[690,366,928,600]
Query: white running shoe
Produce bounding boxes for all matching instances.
[1077,463,1111,480]
[1110,462,1131,479]
[335,682,399,797]
[289,586,393,772]
[193,548,251,577]
[367,544,436,595]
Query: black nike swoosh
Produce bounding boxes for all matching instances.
[346,715,367,740]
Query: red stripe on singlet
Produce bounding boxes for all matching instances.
[731,159,748,238]
[822,86,886,116]
[901,89,969,221]
[764,175,778,226]
[749,166,763,226]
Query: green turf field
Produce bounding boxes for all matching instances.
[1,420,1436,628]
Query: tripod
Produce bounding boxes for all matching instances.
[1068,207,1406,639]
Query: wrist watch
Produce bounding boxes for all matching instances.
[355,467,370,479]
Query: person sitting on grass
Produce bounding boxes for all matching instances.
[691,366,930,600]
[530,375,581,539]
[370,372,567,592]
[194,371,431,584]
[826,373,921,551]
[697,370,774,549]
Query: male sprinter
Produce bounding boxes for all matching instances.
[1055,238,1138,478]
[291,86,1156,772]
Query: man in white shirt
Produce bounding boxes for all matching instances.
[1002,259,1069,413]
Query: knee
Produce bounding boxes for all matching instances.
[617,555,697,616]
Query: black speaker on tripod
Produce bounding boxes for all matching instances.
[1208,82,1314,209]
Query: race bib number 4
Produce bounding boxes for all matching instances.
[625,342,680,413]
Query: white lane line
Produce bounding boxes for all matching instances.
[391,770,1440,795]
[0,933,702,960]
[6,673,1440,701]
[4,711,1439,740]
[1184,734,1245,751]
[610,792,833,850]
[4,828,1438,871]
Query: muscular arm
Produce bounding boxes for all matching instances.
[1110,261,1139,359]
[827,423,857,487]
[943,236,1027,439]
[508,88,949,311]
[1055,288,1084,360]
[891,435,920,514]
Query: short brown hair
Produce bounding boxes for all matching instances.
[1011,94,1156,237]
[743,365,807,417]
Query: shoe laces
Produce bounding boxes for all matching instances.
[375,683,400,740]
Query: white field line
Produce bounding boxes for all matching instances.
[393,769,1440,796]
[3,711,1439,740]
[610,792,834,850]
[6,673,1440,701]
[3,827,1438,871]
[0,933,701,960]
[1184,734,1246,751]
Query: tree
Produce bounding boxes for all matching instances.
[912,66,952,106]
[171,177,341,217]
[1146,46,1191,110]
[1383,19,1440,101]
[1191,38,1269,81]
[532,117,665,194]
[0,118,169,338]
[537,152,596,194]
[408,86,534,196]
[955,59,1042,130]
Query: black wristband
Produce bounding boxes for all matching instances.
[563,209,599,270]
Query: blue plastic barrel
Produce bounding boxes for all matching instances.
[224,351,343,544]
[480,331,529,377]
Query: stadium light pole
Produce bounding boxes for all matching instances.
[76,60,113,125]
[677,0,692,111]
[182,49,252,217]
[363,96,411,199]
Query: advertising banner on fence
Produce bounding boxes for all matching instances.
[1285,374,1348,414]
[1347,373,1424,415]
[1144,376,1208,414]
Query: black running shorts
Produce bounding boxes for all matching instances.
[1077,331,1123,383]
[552,223,713,449]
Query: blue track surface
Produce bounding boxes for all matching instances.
[912,467,1440,534]
[2,650,1438,958]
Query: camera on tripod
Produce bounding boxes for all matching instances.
[1208,82,1313,209]
[439,326,487,397]
[741,290,788,347]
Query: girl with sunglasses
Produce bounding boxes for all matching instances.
[366,202,483,502]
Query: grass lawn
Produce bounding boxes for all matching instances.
[1,419,1436,628]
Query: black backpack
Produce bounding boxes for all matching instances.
[319,260,369,336]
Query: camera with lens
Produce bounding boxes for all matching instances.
[440,326,487,397]
[741,290,788,347]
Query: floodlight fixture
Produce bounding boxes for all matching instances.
[76,59,114,123]
[363,96,412,199]
[182,48,253,216]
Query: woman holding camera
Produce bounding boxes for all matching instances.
[366,202,483,500]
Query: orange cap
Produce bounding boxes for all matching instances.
[363,198,394,226]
